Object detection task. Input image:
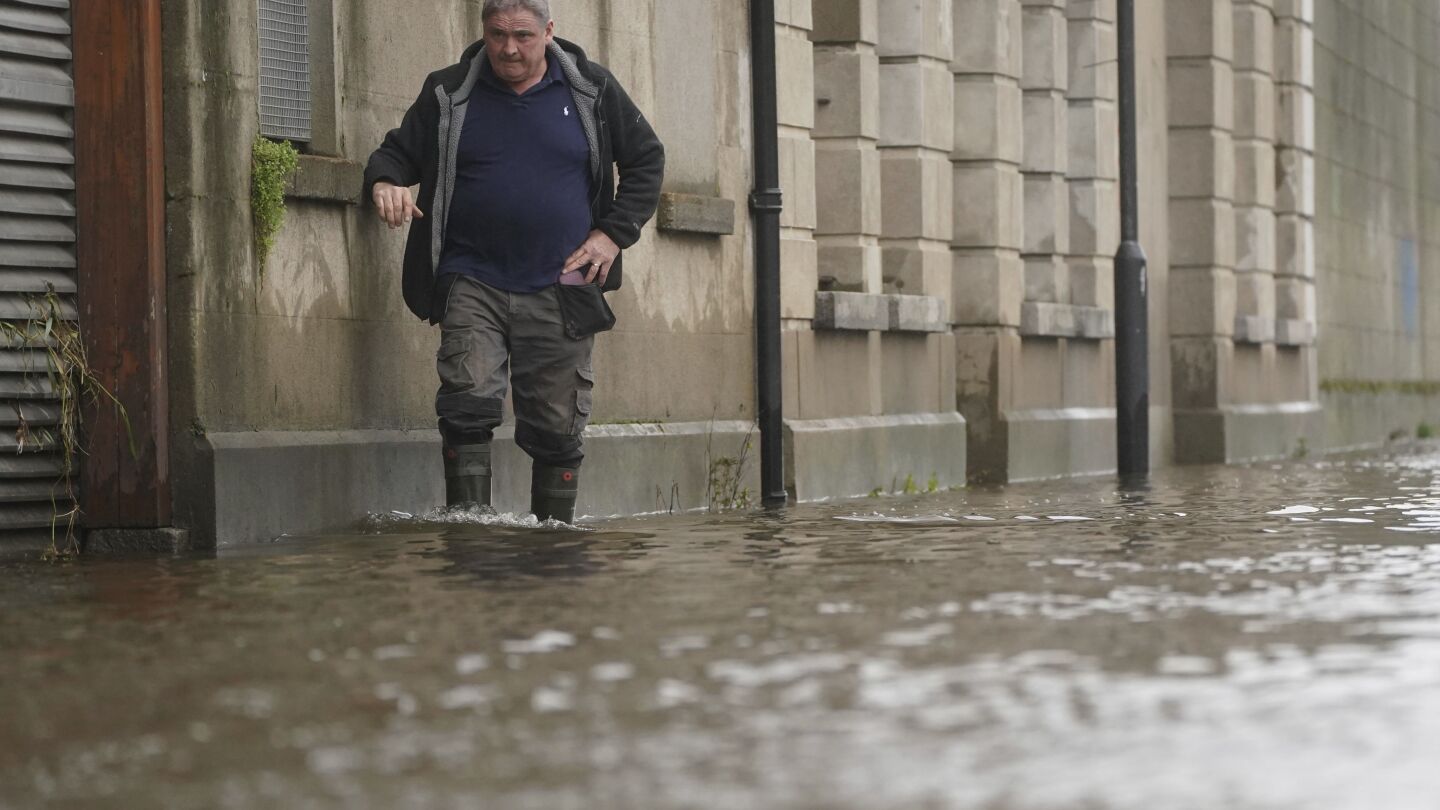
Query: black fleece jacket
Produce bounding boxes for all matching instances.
[363,38,665,323]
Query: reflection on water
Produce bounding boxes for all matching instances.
[7,446,1440,807]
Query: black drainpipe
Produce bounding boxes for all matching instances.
[749,0,787,506]
[1114,0,1149,479]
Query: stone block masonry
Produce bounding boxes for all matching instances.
[1168,0,1238,421]
[1064,0,1118,311]
[1164,0,1322,463]
[950,0,1026,479]
[1273,0,1316,348]
[781,0,968,492]
[878,0,954,308]
[778,5,821,321]
[1020,0,1071,305]
[950,0,1025,331]
[813,0,884,293]
[130,0,1408,547]
[1231,0,1277,345]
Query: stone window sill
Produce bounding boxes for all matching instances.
[657,192,735,236]
[813,291,948,333]
[1019,302,1114,340]
[1274,318,1315,347]
[285,154,363,205]
[1235,315,1275,345]
[1234,316,1315,347]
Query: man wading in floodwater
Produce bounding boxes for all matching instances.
[364,0,664,523]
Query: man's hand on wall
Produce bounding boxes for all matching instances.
[372,181,425,229]
[563,230,621,285]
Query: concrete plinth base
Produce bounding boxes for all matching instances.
[1174,401,1323,464]
[1005,407,1117,481]
[503,421,761,519]
[784,413,968,501]
[198,430,441,547]
[195,422,762,545]
[188,415,968,544]
[1322,390,1440,451]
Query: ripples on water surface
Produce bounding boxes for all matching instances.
[7,447,1440,808]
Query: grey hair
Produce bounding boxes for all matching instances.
[481,0,551,23]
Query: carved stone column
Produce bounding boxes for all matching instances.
[813,1,883,294]
[952,0,1025,480]
[1232,0,1278,344]
[1020,0,1070,305]
[877,0,954,308]
[1066,0,1118,314]
[1273,0,1316,348]
[1167,0,1239,462]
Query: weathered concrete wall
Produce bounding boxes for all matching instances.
[163,0,761,542]
[163,0,969,543]
[166,0,754,429]
[1314,0,1440,447]
[165,0,1440,543]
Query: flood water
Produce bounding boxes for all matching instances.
[7,446,1440,808]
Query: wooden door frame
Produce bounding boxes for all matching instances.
[71,0,171,528]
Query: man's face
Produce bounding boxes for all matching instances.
[484,10,554,91]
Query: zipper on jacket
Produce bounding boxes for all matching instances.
[433,52,484,282]
[431,85,455,279]
[441,98,461,259]
[589,77,609,209]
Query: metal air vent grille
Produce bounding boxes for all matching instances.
[259,0,311,142]
[0,0,75,539]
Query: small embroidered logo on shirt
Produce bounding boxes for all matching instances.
[564,106,570,116]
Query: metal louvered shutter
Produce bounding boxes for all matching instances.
[259,0,312,142]
[0,0,75,535]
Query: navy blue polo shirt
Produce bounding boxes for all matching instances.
[437,53,593,293]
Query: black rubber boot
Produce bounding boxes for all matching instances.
[444,443,492,509]
[530,464,579,524]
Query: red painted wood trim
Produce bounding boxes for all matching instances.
[72,0,171,527]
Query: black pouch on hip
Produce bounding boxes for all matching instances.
[555,283,617,339]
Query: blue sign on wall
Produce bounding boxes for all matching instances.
[1400,237,1419,337]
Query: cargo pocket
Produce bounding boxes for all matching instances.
[436,333,473,393]
[572,367,595,434]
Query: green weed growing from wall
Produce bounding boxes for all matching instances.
[705,423,755,512]
[1320,378,1440,396]
[251,136,300,271]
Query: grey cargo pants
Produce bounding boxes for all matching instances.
[435,276,595,467]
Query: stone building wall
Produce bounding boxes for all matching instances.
[1164,0,1320,465]
[161,0,967,544]
[1314,0,1440,447]
[163,0,765,542]
[850,0,1322,477]
[950,0,1165,481]
[158,0,1436,543]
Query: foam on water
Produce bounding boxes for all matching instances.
[360,506,585,533]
